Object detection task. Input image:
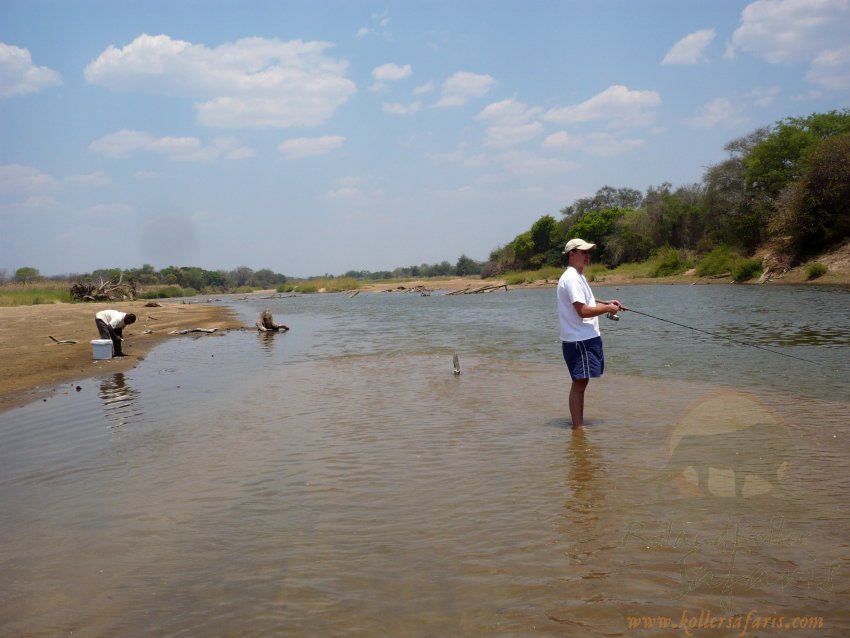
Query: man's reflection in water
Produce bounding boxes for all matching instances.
[562,430,608,562]
[99,373,139,429]
[257,330,279,354]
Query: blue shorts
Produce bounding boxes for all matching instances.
[562,336,604,380]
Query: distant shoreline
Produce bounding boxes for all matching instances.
[2,259,847,411]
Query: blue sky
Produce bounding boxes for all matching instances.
[1,0,849,277]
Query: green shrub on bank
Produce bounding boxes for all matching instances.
[139,285,197,299]
[806,262,828,280]
[732,258,764,282]
[645,246,693,278]
[696,246,739,276]
[281,277,361,294]
[502,265,563,285]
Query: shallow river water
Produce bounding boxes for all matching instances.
[1,285,849,636]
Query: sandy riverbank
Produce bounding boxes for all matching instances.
[0,301,245,410]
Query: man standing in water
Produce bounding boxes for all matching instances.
[557,239,621,429]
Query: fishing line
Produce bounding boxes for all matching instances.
[618,305,823,366]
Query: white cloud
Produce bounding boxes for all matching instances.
[543,85,661,127]
[20,195,60,210]
[0,43,62,98]
[476,98,542,124]
[732,0,850,64]
[89,129,254,161]
[85,34,356,128]
[278,135,345,159]
[212,136,256,160]
[370,62,412,92]
[483,122,544,148]
[63,171,111,188]
[372,63,412,82]
[436,71,495,107]
[541,131,579,151]
[495,150,577,176]
[357,12,391,38]
[413,81,434,95]
[0,164,109,193]
[687,98,748,128]
[86,203,133,217]
[806,44,850,89]
[747,85,781,106]
[426,145,575,175]
[383,101,421,115]
[476,98,544,148]
[0,164,56,193]
[327,187,362,199]
[662,29,716,65]
[542,131,645,157]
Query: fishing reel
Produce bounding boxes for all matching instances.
[606,312,620,321]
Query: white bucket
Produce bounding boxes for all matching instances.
[91,339,113,360]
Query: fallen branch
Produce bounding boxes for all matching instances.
[169,328,218,335]
[49,335,78,345]
[447,283,508,295]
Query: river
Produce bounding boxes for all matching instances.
[1,285,848,636]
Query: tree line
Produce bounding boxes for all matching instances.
[6,109,846,289]
[480,109,850,277]
[2,264,289,293]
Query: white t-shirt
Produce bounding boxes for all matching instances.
[95,309,128,330]
[557,266,600,342]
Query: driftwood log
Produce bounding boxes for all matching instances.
[446,283,508,295]
[70,275,137,302]
[169,328,218,335]
[256,310,289,332]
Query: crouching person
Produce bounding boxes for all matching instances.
[95,309,136,357]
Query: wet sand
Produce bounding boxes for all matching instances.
[0,300,245,410]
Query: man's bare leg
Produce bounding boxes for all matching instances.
[569,378,589,429]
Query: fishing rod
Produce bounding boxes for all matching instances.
[615,305,822,366]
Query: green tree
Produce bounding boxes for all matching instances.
[179,267,205,291]
[455,254,481,276]
[566,207,628,262]
[745,110,850,198]
[560,185,643,222]
[230,266,254,287]
[204,269,230,288]
[530,214,558,253]
[702,129,770,251]
[773,133,850,257]
[604,209,655,266]
[14,266,41,283]
[510,231,535,268]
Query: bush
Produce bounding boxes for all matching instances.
[646,246,693,278]
[806,262,828,280]
[696,246,739,276]
[139,285,195,299]
[731,258,763,282]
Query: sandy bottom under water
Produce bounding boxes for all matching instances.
[1,332,848,636]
